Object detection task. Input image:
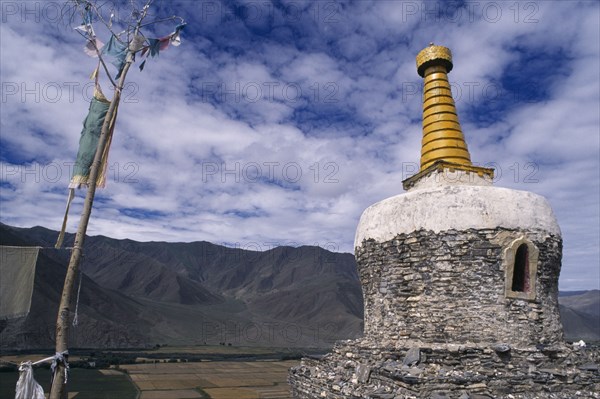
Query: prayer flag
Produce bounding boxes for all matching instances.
[69,90,114,189]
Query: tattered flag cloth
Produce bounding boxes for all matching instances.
[171,23,185,46]
[0,246,39,320]
[129,34,146,52]
[102,34,128,78]
[84,37,104,57]
[15,362,45,399]
[69,88,113,189]
[56,83,119,248]
[14,351,70,399]
[139,23,186,71]
[73,6,96,41]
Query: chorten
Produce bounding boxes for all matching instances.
[289,44,598,398]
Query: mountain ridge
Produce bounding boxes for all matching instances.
[0,223,363,349]
[1,223,597,349]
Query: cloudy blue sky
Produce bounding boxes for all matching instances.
[1,1,598,290]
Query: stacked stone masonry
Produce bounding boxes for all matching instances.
[289,229,599,398]
[289,339,599,398]
[357,228,563,347]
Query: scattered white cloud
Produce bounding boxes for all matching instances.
[1,0,598,290]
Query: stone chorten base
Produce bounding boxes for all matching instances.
[289,339,599,398]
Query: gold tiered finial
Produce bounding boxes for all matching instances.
[417,44,470,170]
[416,43,453,78]
[403,44,494,190]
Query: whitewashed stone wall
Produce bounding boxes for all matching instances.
[355,185,560,246]
[356,228,564,348]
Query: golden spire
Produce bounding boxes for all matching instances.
[402,44,494,190]
[417,44,471,170]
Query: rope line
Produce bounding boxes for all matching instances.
[50,351,70,385]
[73,268,84,327]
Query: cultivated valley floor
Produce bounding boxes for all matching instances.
[121,360,299,399]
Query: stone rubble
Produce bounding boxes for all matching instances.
[290,338,599,398]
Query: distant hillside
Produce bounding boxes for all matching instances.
[1,223,597,349]
[0,223,363,349]
[559,290,600,342]
[0,225,150,348]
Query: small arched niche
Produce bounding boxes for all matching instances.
[503,237,538,300]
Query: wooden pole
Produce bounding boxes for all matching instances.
[48,25,141,399]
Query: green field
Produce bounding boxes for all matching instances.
[0,368,138,399]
